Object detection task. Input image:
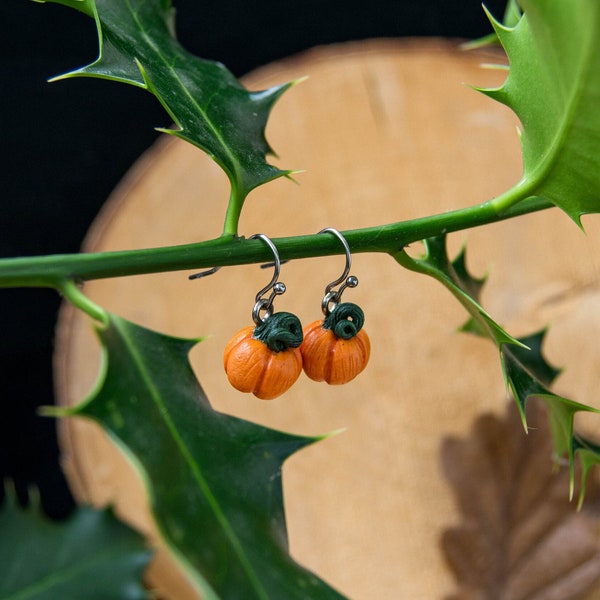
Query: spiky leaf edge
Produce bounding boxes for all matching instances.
[475,0,600,223]
[395,237,600,506]
[37,0,297,233]
[46,311,345,599]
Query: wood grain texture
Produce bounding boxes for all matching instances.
[53,39,600,598]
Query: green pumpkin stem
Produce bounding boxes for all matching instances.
[323,302,365,340]
[253,311,304,352]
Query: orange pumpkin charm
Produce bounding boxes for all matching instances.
[224,311,304,400]
[301,302,370,384]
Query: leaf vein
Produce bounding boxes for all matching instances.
[113,318,268,598]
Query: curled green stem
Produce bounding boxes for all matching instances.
[323,302,365,339]
[253,312,303,352]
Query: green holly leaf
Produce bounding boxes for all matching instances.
[479,0,600,223]
[463,0,522,49]
[503,329,561,388]
[49,314,345,600]
[396,238,600,505]
[39,0,293,204]
[395,237,522,349]
[501,331,600,505]
[0,485,151,599]
[573,435,600,507]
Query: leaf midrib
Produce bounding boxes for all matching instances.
[125,0,240,183]
[2,546,143,600]
[112,317,269,600]
[523,7,597,192]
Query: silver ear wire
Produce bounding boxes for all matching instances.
[188,266,221,280]
[318,228,358,316]
[188,234,286,323]
[249,234,286,324]
[188,259,287,280]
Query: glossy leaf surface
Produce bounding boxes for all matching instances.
[40,0,292,202]
[58,314,345,599]
[481,0,600,221]
[0,487,151,599]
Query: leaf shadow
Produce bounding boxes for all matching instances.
[441,399,600,600]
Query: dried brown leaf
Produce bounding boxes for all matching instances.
[441,400,600,600]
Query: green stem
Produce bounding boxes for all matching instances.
[0,196,553,288]
[222,185,245,237]
[59,279,109,325]
[487,176,539,213]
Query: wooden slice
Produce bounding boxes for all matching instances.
[54,39,600,598]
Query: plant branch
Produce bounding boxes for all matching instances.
[0,196,553,288]
[222,185,245,238]
[59,279,108,325]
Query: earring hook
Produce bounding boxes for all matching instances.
[189,266,221,280]
[188,234,285,323]
[250,233,286,324]
[318,227,358,316]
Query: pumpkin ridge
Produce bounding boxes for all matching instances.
[223,326,253,366]
[324,330,336,384]
[356,331,370,359]
[253,348,272,398]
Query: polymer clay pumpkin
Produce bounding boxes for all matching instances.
[224,311,304,400]
[301,302,370,384]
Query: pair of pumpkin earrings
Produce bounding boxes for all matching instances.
[221,229,371,399]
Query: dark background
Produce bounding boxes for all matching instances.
[1,0,506,517]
